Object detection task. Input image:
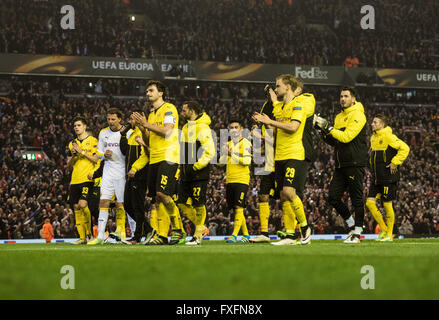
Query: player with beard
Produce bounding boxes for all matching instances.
[132,81,184,245]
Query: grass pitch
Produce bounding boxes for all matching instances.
[1,239,439,300]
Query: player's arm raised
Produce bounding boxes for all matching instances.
[330,111,366,143]
[132,111,174,138]
[67,142,79,167]
[252,112,300,134]
[119,125,132,156]
[71,142,99,164]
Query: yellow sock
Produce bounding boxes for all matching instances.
[366,199,388,233]
[232,208,244,236]
[282,201,296,234]
[383,202,394,238]
[157,203,170,238]
[74,209,86,240]
[195,206,207,226]
[291,197,307,227]
[150,207,158,231]
[175,205,185,232]
[82,206,92,237]
[165,200,181,231]
[115,206,126,240]
[240,210,249,236]
[259,202,270,233]
[194,206,207,240]
[178,203,197,224]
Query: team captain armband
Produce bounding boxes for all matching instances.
[164,111,176,124]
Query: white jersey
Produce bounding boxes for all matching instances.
[97,127,126,179]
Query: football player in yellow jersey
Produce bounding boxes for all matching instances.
[367,114,410,242]
[219,119,252,243]
[178,101,215,245]
[253,74,312,246]
[67,117,99,244]
[132,80,183,245]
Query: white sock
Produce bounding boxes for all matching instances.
[346,216,355,228]
[354,226,363,235]
[126,213,136,236]
[98,210,109,240]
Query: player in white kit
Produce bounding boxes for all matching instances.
[88,108,127,245]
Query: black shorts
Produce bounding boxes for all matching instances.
[259,171,278,199]
[226,183,248,209]
[275,159,309,197]
[68,182,94,207]
[368,182,398,202]
[124,179,147,212]
[87,186,100,216]
[178,180,208,207]
[147,161,179,198]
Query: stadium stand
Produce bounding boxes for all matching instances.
[0,0,438,68]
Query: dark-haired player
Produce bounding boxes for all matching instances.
[67,117,99,244]
[219,119,252,243]
[178,100,215,245]
[132,80,183,245]
[313,87,367,244]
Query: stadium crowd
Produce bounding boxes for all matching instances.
[0,0,437,69]
[1,77,438,240]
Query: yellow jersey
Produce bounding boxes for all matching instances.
[370,125,410,184]
[126,127,149,172]
[220,137,252,185]
[273,93,315,161]
[148,102,180,164]
[68,135,98,185]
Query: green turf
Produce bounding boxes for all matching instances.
[1,239,439,300]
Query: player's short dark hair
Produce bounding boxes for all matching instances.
[107,108,123,119]
[375,113,389,126]
[341,86,358,99]
[73,116,87,126]
[228,118,242,127]
[146,80,168,98]
[276,74,304,91]
[183,101,203,116]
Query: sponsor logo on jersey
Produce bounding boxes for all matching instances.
[104,142,120,147]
